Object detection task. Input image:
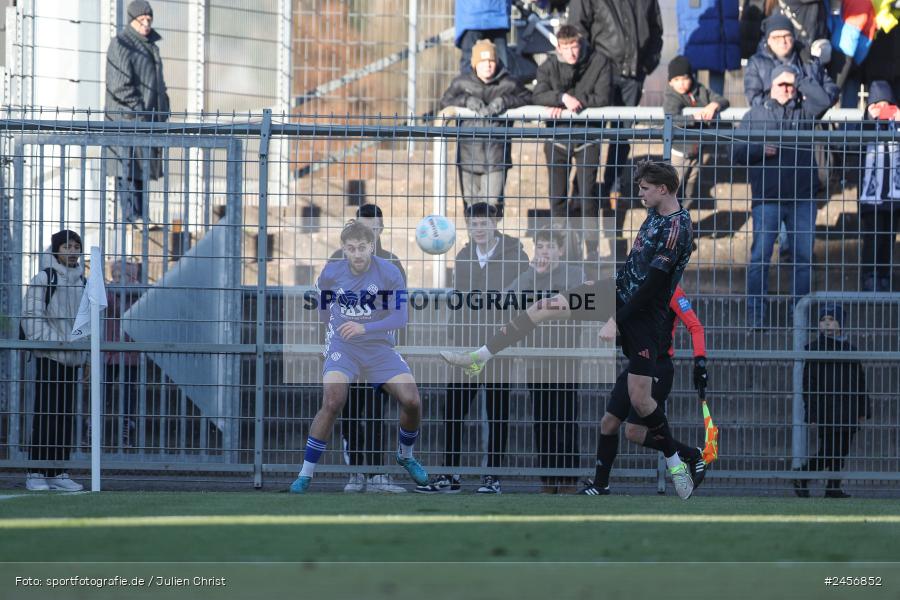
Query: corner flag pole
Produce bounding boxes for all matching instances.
[90,247,103,492]
[72,246,108,491]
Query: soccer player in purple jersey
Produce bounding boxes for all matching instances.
[290,220,428,493]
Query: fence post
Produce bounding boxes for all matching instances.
[431,124,448,288]
[406,0,418,156]
[254,109,272,488]
[792,296,811,470]
[662,114,673,161]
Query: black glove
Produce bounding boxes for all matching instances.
[482,97,506,117]
[465,97,486,112]
[693,356,708,391]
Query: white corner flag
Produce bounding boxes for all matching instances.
[71,247,108,340]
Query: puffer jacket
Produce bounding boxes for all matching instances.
[803,334,870,426]
[531,41,613,126]
[22,259,87,367]
[439,67,531,173]
[454,0,511,47]
[567,0,664,78]
[733,78,832,206]
[105,26,170,181]
[743,36,839,109]
[676,0,741,73]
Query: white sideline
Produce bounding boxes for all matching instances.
[0,513,899,529]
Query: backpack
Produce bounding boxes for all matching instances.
[19,267,60,341]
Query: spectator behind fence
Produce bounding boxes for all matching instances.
[454,0,514,79]
[796,304,871,499]
[327,205,409,493]
[858,81,900,292]
[531,24,612,262]
[567,0,663,201]
[863,16,900,110]
[104,0,170,223]
[663,55,730,207]
[504,227,585,494]
[439,40,530,215]
[22,230,88,492]
[765,0,831,60]
[104,261,143,450]
[415,202,529,495]
[743,14,838,112]
[734,64,832,330]
[675,0,741,95]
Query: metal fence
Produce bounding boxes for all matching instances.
[0,109,898,496]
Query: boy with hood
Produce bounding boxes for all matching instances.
[796,304,871,498]
[858,80,900,292]
[22,230,88,491]
[440,39,531,215]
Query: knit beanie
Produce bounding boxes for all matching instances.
[819,303,844,327]
[471,39,498,69]
[127,0,153,22]
[668,55,692,80]
[764,14,793,37]
[770,63,799,84]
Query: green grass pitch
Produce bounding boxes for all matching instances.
[2,492,898,600]
[1,492,898,563]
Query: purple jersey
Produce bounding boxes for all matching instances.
[317,255,408,349]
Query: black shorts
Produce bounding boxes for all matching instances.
[564,280,610,322]
[616,298,663,377]
[605,356,675,424]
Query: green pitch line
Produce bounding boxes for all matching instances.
[3,513,900,529]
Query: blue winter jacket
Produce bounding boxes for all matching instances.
[455,0,511,47]
[743,37,839,110]
[676,0,741,73]
[733,77,833,206]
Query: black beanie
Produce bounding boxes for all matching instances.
[763,14,794,37]
[668,56,692,80]
[127,0,153,21]
[51,230,82,253]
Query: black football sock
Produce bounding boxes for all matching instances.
[642,431,701,461]
[486,312,538,355]
[593,433,618,488]
[641,406,678,458]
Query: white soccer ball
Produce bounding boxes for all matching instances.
[415,214,456,255]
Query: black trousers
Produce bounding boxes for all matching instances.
[29,357,80,476]
[444,382,510,469]
[807,424,858,489]
[340,384,386,468]
[529,382,579,472]
[859,204,899,282]
[104,364,139,448]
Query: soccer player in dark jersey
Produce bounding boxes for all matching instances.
[290,220,429,493]
[442,161,696,498]
[579,284,708,496]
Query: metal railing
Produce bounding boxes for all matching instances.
[0,110,897,495]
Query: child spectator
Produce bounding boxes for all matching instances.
[858,80,900,292]
[663,55,730,207]
[796,304,870,498]
[440,39,531,215]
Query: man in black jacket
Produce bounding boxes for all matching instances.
[567,0,663,200]
[416,203,529,494]
[796,304,871,498]
[105,0,170,222]
[440,39,531,215]
[532,25,612,260]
